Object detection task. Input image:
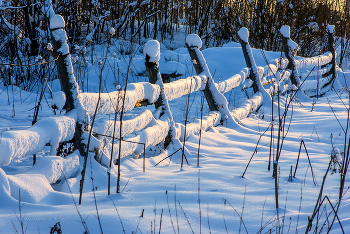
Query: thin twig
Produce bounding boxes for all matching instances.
[223,199,249,234]
[109,197,126,234]
[242,123,271,177]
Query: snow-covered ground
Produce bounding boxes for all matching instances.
[0,37,349,234]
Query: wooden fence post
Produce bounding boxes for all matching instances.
[49,15,86,157]
[185,43,217,111]
[185,34,234,125]
[238,27,259,93]
[280,25,301,87]
[144,40,176,148]
[328,25,336,77]
[321,25,337,88]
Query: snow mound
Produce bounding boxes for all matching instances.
[0,168,17,207]
[160,61,185,75]
[7,174,54,203]
[222,41,241,47]
[52,91,66,110]
[186,34,202,48]
[163,50,186,64]
[144,40,160,62]
[238,27,249,43]
[280,25,290,38]
[24,155,80,184]
[50,15,65,29]
[0,168,11,197]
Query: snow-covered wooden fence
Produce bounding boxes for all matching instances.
[0,21,338,175]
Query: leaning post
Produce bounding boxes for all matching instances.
[238,27,259,93]
[280,25,302,87]
[185,43,217,111]
[144,40,176,149]
[185,34,234,124]
[48,14,88,205]
[49,15,86,157]
[328,25,336,79]
[321,25,337,88]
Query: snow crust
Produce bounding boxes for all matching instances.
[186,34,202,48]
[238,27,249,43]
[302,75,337,96]
[50,15,65,29]
[280,25,290,38]
[144,40,160,62]
[262,64,278,78]
[0,111,76,165]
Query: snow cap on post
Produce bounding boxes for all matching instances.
[144,40,160,62]
[280,25,290,38]
[238,27,249,43]
[50,15,65,30]
[328,25,335,34]
[186,34,202,48]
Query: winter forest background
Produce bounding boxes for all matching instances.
[1,0,350,234]
[1,0,350,89]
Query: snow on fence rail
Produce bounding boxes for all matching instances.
[0,23,338,168]
[0,112,76,165]
[79,83,160,115]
